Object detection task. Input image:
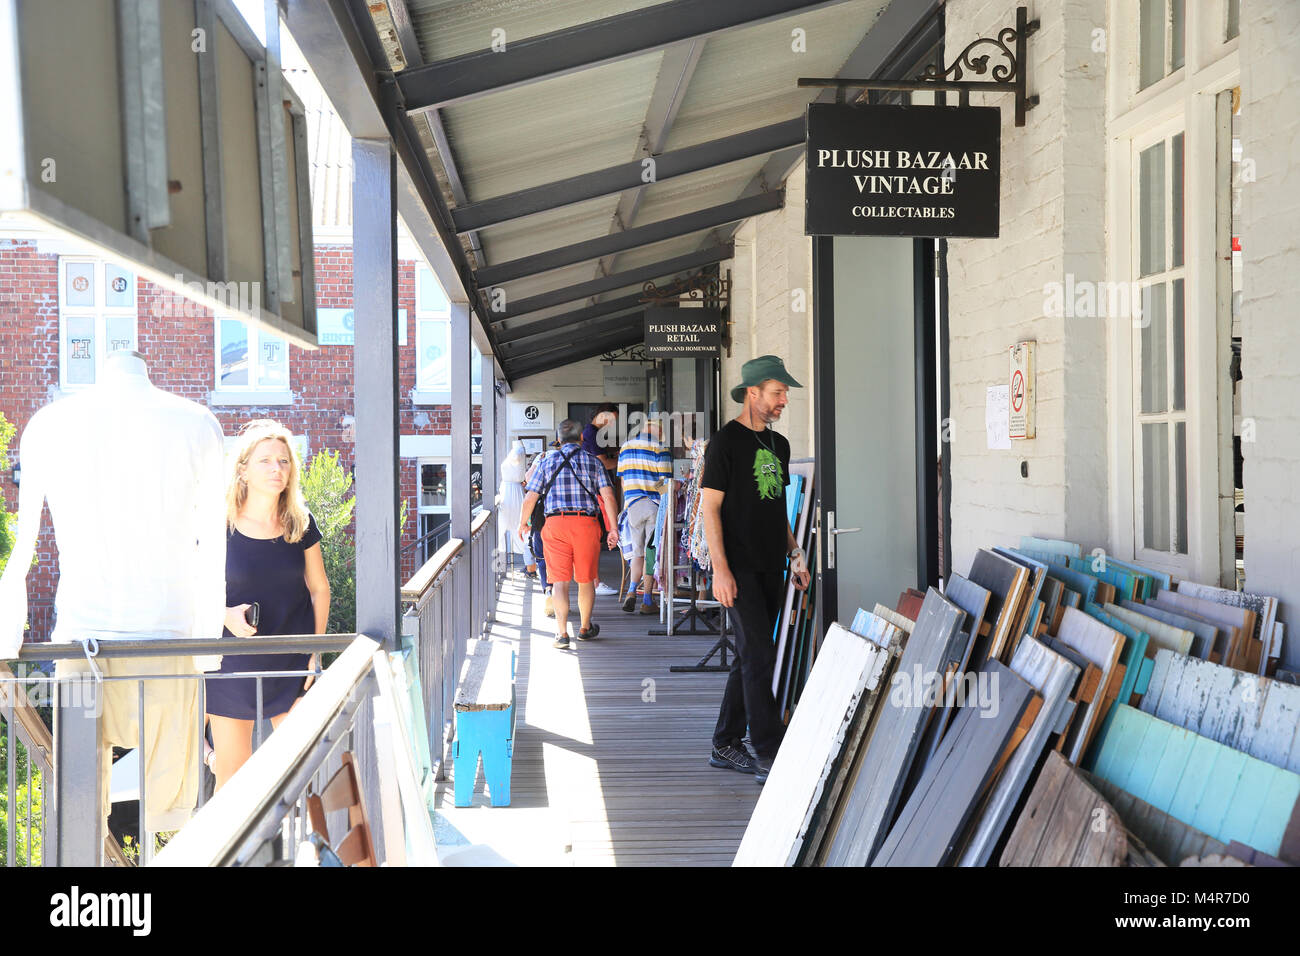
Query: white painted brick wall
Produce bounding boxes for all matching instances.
[722,159,815,457]
[945,0,1108,575]
[1240,0,1300,665]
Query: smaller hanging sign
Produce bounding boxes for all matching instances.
[644,307,722,357]
[602,365,645,400]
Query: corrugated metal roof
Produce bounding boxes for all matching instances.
[407,0,669,62]
[439,54,662,201]
[296,69,353,233]
[390,0,897,377]
[663,1,890,150]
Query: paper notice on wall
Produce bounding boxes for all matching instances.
[986,385,1011,450]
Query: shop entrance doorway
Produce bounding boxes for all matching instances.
[813,236,946,634]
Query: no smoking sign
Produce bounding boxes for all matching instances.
[1008,342,1035,440]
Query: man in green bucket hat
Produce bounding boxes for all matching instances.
[699,355,810,785]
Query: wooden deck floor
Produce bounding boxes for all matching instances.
[433,556,759,866]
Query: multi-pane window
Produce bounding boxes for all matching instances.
[417,459,451,562]
[415,263,481,393]
[1139,0,1186,90]
[214,316,289,392]
[1135,132,1187,555]
[58,258,138,388]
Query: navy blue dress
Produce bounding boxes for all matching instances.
[205,513,323,720]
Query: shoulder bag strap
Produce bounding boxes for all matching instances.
[560,450,602,512]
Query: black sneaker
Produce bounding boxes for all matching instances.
[754,757,773,785]
[709,744,756,774]
[552,633,570,649]
[622,593,638,613]
[576,621,601,641]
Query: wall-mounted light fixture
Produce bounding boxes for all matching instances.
[11,464,19,487]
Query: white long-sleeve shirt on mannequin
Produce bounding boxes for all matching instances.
[0,352,227,658]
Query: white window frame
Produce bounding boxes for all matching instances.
[210,314,292,406]
[1130,124,1189,563]
[56,257,139,391]
[412,262,481,406]
[1106,0,1240,584]
[416,457,452,560]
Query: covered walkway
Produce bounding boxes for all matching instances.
[435,559,757,866]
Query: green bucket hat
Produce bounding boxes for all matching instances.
[730,354,803,404]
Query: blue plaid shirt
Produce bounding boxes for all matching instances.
[525,443,611,515]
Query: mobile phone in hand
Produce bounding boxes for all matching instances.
[245,602,260,628]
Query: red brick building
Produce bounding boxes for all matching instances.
[0,231,485,641]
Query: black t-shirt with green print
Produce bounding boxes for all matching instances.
[700,419,791,573]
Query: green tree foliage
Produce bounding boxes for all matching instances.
[0,731,44,866]
[300,450,357,635]
[0,412,15,576]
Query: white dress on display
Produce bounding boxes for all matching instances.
[498,440,528,555]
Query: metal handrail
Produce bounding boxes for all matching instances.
[401,538,464,604]
[151,636,380,867]
[16,635,357,661]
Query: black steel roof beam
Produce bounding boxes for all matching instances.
[488,242,733,321]
[507,327,646,379]
[394,0,856,111]
[451,119,802,234]
[496,293,645,345]
[476,190,782,287]
[500,311,644,359]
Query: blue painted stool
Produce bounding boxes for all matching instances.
[452,640,516,807]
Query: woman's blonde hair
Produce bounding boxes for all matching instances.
[226,419,310,543]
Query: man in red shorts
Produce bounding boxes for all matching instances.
[518,419,619,648]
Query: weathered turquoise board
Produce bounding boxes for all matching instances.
[1092,705,1300,858]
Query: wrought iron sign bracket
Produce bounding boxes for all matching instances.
[602,343,651,363]
[638,271,731,309]
[798,6,1040,126]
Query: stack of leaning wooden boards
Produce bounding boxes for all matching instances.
[734,536,1298,867]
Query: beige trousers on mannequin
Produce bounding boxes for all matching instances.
[55,654,202,834]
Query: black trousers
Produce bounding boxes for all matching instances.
[712,569,787,760]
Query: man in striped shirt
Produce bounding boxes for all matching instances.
[617,417,673,614]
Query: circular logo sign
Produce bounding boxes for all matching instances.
[111,276,128,293]
[343,310,354,331]
[72,276,89,292]
[524,405,540,421]
[1011,369,1025,413]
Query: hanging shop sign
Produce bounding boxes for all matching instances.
[804,103,1001,238]
[643,307,722,357]
[508,401,553,431]
[602,365,646,400]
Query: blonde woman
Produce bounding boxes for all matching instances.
[206,420,329,791]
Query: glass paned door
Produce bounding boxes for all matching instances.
[1135,132,1188,556]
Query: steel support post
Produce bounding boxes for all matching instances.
[352,139,401,648]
